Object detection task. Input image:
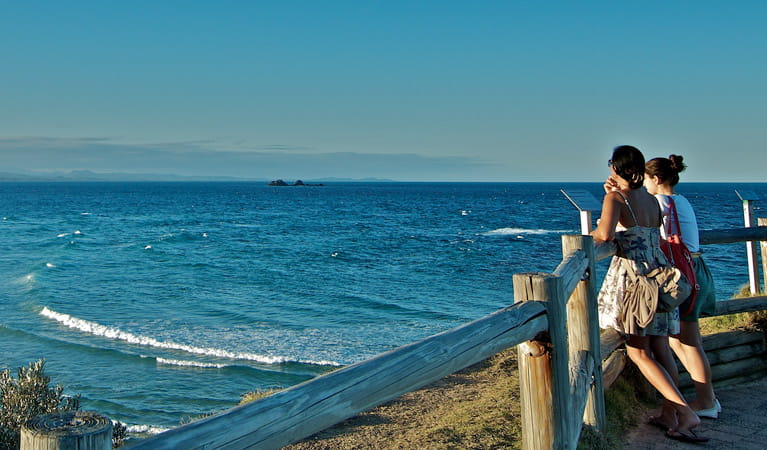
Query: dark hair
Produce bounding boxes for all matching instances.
[645,154,687,186]
[611,145,645,189]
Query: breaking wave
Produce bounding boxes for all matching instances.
[39,307,340,367]
[484,227,572,236]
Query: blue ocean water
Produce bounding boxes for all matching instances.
[0,182,764,435]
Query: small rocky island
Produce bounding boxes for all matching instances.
[267,179,324,186]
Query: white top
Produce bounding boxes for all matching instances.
[654,193,700,252]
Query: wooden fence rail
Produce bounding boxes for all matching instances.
[700,226,767,245]
[123,226,767,450]
[127,301,547,449]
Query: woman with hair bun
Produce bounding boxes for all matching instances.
[593,146,707,443]
[645,154,720,421]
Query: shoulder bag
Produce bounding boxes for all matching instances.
[659,197,699,315]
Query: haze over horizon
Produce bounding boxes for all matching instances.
[2,2,765,182]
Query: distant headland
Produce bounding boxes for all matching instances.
[268,179,324,186]
[0,170,395,183]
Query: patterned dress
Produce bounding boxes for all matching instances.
[597,224,680,336]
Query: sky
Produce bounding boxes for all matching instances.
[1,1,765,182]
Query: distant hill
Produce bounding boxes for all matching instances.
[0,171,397,182]
[0,172,40,181]
[0,170,264,182]
[307,177,396,182]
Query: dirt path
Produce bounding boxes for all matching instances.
[625,378,767,449]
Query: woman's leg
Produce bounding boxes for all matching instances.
[651,335,679,384]
[670,320,716,410]
[626,334,700,433]
[650,335,680,427]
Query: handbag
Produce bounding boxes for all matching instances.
[646,264,692,312]
[620,258,691,322]
[659,197,699,315]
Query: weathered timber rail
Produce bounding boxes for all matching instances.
[677,329,767,390]
[127,302,548,449]
[123,226,767,450]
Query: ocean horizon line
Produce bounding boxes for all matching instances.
[2,176,765,185]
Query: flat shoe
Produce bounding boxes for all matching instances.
[665,429,709,443]
[695,398,721,419]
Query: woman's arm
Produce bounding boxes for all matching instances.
[591,191,622,244]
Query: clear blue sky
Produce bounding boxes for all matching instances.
[1,1,765,181]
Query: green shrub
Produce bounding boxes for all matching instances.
[0,359,80,449]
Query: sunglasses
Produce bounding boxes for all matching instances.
[607,160,614,167]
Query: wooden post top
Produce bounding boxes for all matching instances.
[23,411,111,438]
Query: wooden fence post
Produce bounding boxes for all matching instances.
[760,218,767,293]
[21,411,112,450]
[561,235,606,434]
[736,191,761,294]
[514,272,569,450]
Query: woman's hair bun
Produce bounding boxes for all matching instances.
[668,154,686,173]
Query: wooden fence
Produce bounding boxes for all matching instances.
[123,225,767,449]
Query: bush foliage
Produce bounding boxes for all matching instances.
[0,359,80,448]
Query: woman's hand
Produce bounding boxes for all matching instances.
[603,175,620,193]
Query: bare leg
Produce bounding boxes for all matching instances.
[626,335,700,433]
[650,335,679,428]
[670,320,716,410]
[651,335,679,384]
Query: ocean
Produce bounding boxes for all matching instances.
[0,181,764,436]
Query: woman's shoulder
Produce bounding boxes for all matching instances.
[653,193,671,209]
[671,194,697,217]
[671,193,692,206]
[602,189,628,205]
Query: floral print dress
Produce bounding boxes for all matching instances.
[597,215,680,336]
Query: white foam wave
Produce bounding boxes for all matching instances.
[156,357,227,369]
[39,307,341,366]
[57,233,69,238]
[125,424,170,435]
[484,227,571,236]
[46,263,56,268]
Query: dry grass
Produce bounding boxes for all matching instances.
[282,348,636,450]
[285,349,522,450]
[700,285,767,335]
